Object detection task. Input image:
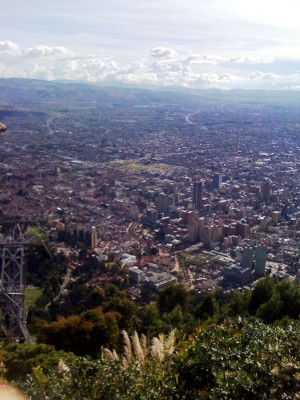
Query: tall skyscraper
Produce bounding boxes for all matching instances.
[255,245,267,276]
[261,180,271,204]
[193,181,203,210]
[242,247,254,269]
[91,226,97,249]
[212,173,222,188]
[155,193,173,215]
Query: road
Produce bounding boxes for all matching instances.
[46,112,62,135]
[174,254,193,289]
[185,111,209,131]
[45,266,72,310]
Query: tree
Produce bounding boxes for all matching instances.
[256,293,284,323]
[276,279,300,319]
[139,303,165,335]
[175,318,300,399]
[38,307,121,357]
[248,277,274,315]
[102,286,141,331]
[194,293,219,320]
[49,285,105,318]
[158,284,190,314]
[224,291,250,317]
[1,343,77,381]
[248,278,300,322]
[163,304,184,327]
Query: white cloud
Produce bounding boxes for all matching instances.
[182,54,219,65]
[2,0,300,69]
[1,41,300,90]
[230,56,274,64]
[117,61,145,75]
[0,40,20,54]
[24,45,72,58]
[150,47,177,59]
[250,71,278,81]
[193,72,240,86]
[0,41,72,59]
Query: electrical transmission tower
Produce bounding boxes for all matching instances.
[0,225,34,343]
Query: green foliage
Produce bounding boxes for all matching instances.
[248,278,300,323]
[101,286,141,331]
[22,357,178,400]
[31,270,300,364]
[158,284,190,314]
[194,293,219,321]
[26,226,49,244]
[24,266,300,397]
[1,343,77,381]
[275,279,300,319]
[139,303,166,335]
[248,277,274,315]
[25,288,42,309]
[223,290,250,317]
[10,318,300,399]
[38,307,121,356]
[48,284,105,318]
[175,318,300,399]
[72,255,106,280]
[25,233,68,325]
[256,292,284,323]
[27,252,67,297]
[162,304,184,327]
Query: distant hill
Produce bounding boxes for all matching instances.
[0,78,207,109]
[0,78,300,110]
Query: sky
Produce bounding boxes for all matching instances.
[1,0,300,90]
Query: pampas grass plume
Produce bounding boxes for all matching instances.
[121,330,132,362]
[131,331,145,364]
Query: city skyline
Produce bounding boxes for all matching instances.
[1,0,300,89]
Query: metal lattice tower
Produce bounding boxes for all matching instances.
[0,225,33,343]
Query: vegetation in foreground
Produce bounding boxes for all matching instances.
[0,318,299,399]
[5,244,300,399]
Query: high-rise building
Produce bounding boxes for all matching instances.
[193,181,203,210]
[261,180,271,204]
[236,222,249,239]
[281,203,288,220]
[156,193,173,215]
[242,247,253,269]
[223,264,252,286]
[272,211,281,225]
[255,245,267,276]
[203,225,212,244]
[211,224,223,242]
[91,226,97,249]
[188,217,204,243]
[212,173,222,188]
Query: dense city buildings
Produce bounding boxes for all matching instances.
[1,79,300,294]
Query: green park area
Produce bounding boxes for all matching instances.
[116,159,172,173]
[25,287,42,308]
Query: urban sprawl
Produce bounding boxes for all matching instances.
[1,87,300,297]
